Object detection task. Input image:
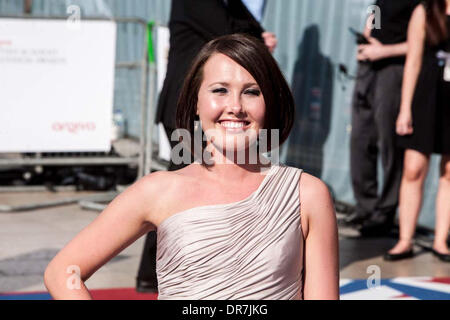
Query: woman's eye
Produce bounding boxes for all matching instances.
[245,89,261,96]
[212,88,227,94]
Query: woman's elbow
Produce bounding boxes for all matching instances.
[43,261,70,293]
[43,262,59,292]
[43,262,89,299]
[405,51,423,68]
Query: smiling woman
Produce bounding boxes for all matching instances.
[44,34,339,301]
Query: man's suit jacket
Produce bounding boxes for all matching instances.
[155,0,265,130]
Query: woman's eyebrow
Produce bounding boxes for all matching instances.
[208,82,259,88]
[208,82,229,87]
[243,82,259,89]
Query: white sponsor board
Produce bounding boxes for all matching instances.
[0,18,116,152]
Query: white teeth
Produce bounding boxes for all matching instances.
[220,121,246,129]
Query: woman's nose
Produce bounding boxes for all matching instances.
[230,104,243,114]
[228,94,243,114]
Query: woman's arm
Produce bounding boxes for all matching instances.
[43,172,166,299]
[300,173,339,300]
[397,5,426,136]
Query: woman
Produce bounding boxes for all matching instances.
[44,34,339,299]
[385,0,450,261]
[138,0,277,294]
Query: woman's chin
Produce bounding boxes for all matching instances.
[203,127,260,160]
[211,138,258,157]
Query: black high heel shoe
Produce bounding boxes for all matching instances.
[383,249,414,261]
[431,249,450,262]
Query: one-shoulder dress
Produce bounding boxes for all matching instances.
[156,163,304,300]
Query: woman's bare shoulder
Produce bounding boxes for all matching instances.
[138,169,179,189]
[299,172,331,202]
[299,172,335,238]
[413,2,427,17]
[138,165,200,192]
[410,3,427,27]
[134,165,201,223]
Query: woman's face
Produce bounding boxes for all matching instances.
[196,53,266,153]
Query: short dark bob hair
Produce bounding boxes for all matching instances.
[175,33,294,155]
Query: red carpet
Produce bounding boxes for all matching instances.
[90,288,158,300]
[0,288,158,300]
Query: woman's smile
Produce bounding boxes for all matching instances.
[217,119,252,133]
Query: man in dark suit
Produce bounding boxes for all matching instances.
[137,0,276,292]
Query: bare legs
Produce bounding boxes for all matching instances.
[388,149,429,254]
[389,151,450,254]
[433,155,450,254]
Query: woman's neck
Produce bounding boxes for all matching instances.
[199,144,272,180]
[203,140,271,167]
[198,162,273,191]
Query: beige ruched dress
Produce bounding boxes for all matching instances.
[156,163,304,300]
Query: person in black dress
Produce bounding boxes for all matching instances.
[137,0,277,292]
[347,0,421,236]
[385,0,450,261]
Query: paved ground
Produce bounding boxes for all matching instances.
[0,190,449,299]
[0,190,144,293]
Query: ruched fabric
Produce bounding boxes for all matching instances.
[156,164,304,300]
